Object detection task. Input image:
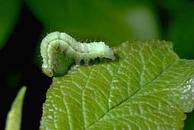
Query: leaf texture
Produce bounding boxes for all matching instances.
[40,41,194,130]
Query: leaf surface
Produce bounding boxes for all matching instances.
[40,41,194,130]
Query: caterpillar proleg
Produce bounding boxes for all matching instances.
[40,32,115,77]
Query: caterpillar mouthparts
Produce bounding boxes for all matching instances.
[40,31,115,77]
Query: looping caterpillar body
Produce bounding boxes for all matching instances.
[40,32,115,77]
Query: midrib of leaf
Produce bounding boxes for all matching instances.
[81,48,139,129]
[85,52,178,129]
[85,43,175,128]
[86,49,142,128]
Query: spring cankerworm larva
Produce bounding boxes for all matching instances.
[40,32,115,77]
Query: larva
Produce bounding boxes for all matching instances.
[40,32,115,77]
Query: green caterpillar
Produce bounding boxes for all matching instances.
[40,32,115,77]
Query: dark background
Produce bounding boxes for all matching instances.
[0,4,51,130]
[0,0,194,130]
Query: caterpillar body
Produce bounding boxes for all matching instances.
[40,32,115,77]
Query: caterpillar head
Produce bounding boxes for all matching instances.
[42,67,53,77]
[42,54,74,77]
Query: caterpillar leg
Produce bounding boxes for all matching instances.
[69,64,80,73]
[83,59,90,65]
[75,57,81,65]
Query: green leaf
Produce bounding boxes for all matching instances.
[0,0,21,49]
[5,87,26,130]
[26,0,160,45]
[40,41,194,130]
